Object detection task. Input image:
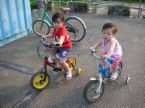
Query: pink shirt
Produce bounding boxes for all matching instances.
[101,37,122,58]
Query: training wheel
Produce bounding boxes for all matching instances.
[126,75,132,85]
[76,67,82,76]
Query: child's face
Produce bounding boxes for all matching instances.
[102,28,114,40]
[53,18,64,28]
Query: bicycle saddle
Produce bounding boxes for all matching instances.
[60,7,70,13]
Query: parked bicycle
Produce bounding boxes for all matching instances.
[33,0,86,42]
[83,50,132,103]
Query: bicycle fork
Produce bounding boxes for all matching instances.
[90,74,103,93]
[96,74,103,93]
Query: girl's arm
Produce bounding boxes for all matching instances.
[90,40,102,50]
[102,41,116,58]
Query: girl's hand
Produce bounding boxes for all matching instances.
[53,42,60,46]
[101,54,107,58]
[89,47,95,51]
[89,47,97,54]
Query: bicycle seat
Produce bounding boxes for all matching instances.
[60,7,70,13]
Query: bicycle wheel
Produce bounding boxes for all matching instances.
[33,19,50,36]
[31,72,50,91]
[83,80,104,103]
[65,16,86,42]
[37,41,49,60]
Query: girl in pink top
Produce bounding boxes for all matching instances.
[90,23,122,80]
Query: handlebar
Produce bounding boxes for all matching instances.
[90,50,101,60]
[40,37,60,48]
[90,50,115,66]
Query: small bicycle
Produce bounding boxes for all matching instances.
[33,0,86,42]
[31,38,82,91]
[83,50,132,103]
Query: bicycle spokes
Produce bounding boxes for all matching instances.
[65,23,76,33]
[65,23,79,40]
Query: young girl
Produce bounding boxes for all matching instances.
[43,12,72,80]
[90,23,122,80]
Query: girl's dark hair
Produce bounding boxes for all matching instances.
[52,12,65,23]
[102,23,118,35]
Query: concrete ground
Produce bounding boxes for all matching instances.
[0,12,145,108]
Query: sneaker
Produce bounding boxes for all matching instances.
[48,57,54,64]
[66,71,72,80]
[110,72,119,80]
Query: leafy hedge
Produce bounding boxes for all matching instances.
[30,0,145,10]
[53,0,145,2]
[103,0,144,2]
[123,0,145,3]
[30,0,37,9]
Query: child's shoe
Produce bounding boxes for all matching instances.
[66,71,72,80]
[110,72,119,80]
[48,57,54,64]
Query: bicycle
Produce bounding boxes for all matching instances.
[31,38,82,91]
[33,0,86,42]
[83,50,132,103]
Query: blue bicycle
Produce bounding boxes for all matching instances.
[83,50,132,103]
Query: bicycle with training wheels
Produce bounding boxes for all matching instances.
[31,38,82,91]
[33,0,86,42]
[83,50,132,103]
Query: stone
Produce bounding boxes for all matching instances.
[68,2,88,13]
[108,5,130,16]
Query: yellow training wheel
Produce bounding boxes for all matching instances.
[31,72,50,91]
[77,68,82,76]
[67,56,77,65]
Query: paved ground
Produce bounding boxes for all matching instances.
[0,12,145,108]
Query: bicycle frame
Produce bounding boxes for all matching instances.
[42,56,62,81]
[37,0,53,25]
[43,56,61,70]
[89,52,115,90]
[40,9,53,27]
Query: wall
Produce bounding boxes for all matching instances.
[0,0,32,46]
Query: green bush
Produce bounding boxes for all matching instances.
[108,0,145,3]
[124,0,145,3]
[30,0,145,10]
[30,0,37,9]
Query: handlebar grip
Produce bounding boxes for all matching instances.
[90,50,97,55]
[49,43,60,48]
[55,43,60,46]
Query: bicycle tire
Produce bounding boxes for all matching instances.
[33,19,50,36]
[37,41,49,61]
[83,80,104,103]
[65,16,86,42]
[30,72,50,91]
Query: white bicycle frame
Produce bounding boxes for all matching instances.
[89,52,113,92]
